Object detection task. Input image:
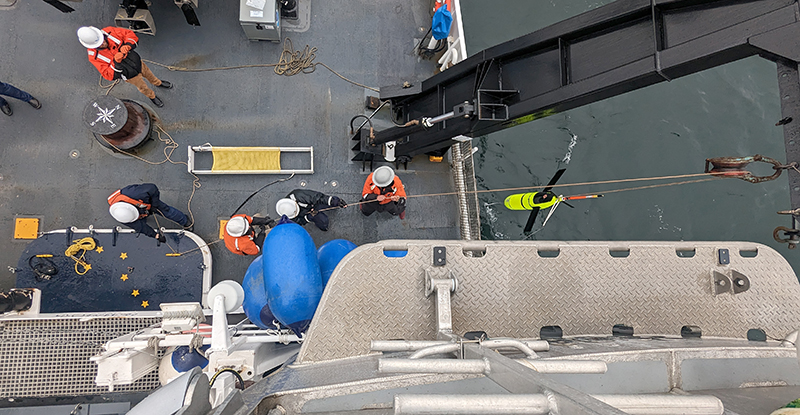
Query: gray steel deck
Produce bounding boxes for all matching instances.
[0,0,459,292]
[299,240,800,363]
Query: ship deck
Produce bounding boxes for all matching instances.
[0,0,460,293]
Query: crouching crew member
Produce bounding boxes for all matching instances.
[224,214,274,256]
[360,166,406,219]
[108,183,190,242]
[275,190,347,231]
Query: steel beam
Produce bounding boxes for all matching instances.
[462,344,627,414]
[366,0,800,159]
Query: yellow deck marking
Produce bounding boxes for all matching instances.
[219,219,228,240]
[14,217,39,239]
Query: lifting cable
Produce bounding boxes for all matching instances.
[313,171,739,213]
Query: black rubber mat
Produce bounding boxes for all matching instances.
[15,231,205,313]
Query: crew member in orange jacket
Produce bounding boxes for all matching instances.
[224,214,275,256]
[77,26,173,108]
[360,166,407,219]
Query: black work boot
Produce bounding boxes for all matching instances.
[158,80,173,89]
[1,103,11,116]
[28,98,41,109]
[150,96,164,108]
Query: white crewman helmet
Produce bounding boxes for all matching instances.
[276,198,300,219]
[373,166,395,187]
[77,26,104,49]
[109,202,139,223]
[225,216,250,237]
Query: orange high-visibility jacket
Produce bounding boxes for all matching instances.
[362,173,406,205]
[223,214,260,256]
[86,26,139,81]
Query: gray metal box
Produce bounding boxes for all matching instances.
[239,0,280,41]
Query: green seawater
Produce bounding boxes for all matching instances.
[461,1,798,274]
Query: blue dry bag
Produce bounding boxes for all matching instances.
[431,5,453,40]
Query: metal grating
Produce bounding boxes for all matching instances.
[450,141,481,241]
[0,317,161,398]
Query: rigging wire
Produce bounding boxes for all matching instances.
[99,126,199,255]
[99,125,201,229]
[313,171,737,214]
[138,38,379,92]
[209,368,245,390]
[167,239,224,257]
[231,173,296,217]
[95,48,748,232]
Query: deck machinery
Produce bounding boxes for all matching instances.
[354,0,800,245]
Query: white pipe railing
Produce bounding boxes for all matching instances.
[393,394,723,415]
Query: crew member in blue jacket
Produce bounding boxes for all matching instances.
[107,183,190,242]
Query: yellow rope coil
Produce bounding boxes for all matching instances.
[65,237,96,275]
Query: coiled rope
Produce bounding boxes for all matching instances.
[65,237,96,275]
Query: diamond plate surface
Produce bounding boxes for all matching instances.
[298,241,800,363]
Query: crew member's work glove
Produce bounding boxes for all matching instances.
[156,233,166,243]
[120,45,132,53]
[114,52,126,63]
[331,196,347,208]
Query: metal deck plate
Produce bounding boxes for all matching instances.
[0,0,459,294]
[298,241,800,363]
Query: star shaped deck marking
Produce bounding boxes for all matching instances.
[95,246,104,253]
[131,290,139,297]
[141,300,149,308]
[120,274,128,281]
[120,252,128,260]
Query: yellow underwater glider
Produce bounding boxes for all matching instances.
[504,168,602,233]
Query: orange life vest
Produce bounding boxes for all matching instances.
[86,26,140,81]
[107,189,151,220]
[223,214,260,256]
[362,173,407,204]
